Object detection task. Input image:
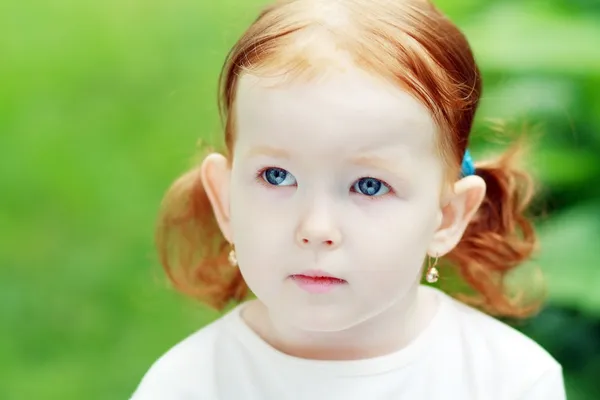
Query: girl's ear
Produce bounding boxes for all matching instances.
[427,175,486,257]
[200,153,233,242]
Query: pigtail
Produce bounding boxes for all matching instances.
[445,141,545,319]
[155,160,249,311]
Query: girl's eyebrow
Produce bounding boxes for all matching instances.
[350,155,409,178]
[246,145,291,159]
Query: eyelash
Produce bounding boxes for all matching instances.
[350,178,395,200]
[254,167,296,189]
[254,166,395,199]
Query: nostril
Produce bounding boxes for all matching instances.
[299,237,335,246]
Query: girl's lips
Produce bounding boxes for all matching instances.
[293,269,344,280]
[290,274,347,294]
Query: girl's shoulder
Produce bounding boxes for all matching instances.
[129,309,234,399]
[445,291,557,364]
[435,288,564,398]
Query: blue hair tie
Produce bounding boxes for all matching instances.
[461,149,476,177]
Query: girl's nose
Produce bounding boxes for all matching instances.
[295,209,342,250]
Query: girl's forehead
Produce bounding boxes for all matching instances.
[237,68,426,114]
[234,71,438,157]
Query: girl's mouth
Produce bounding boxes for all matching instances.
[290,274,347,294]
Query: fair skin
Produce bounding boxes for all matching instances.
[201,63,486,361]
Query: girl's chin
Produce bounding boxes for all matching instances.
[272,304,365,332]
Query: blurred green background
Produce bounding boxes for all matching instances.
[1,0,599,398]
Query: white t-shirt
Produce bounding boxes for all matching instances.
[130,286,566,400]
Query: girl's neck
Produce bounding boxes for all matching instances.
[240,284,440,361]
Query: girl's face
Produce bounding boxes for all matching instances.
[226,66,446,331]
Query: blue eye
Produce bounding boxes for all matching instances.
[262,167,297,186]
[353,177,390,196]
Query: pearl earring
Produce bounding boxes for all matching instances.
[228,244,237,267]
[425,255,439,283]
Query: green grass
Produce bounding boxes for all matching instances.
[1,0,599,399]
[0,0,262,397]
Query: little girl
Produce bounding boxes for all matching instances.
[132,0,566,399]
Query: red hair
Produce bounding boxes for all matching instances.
[156,0,543,318]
